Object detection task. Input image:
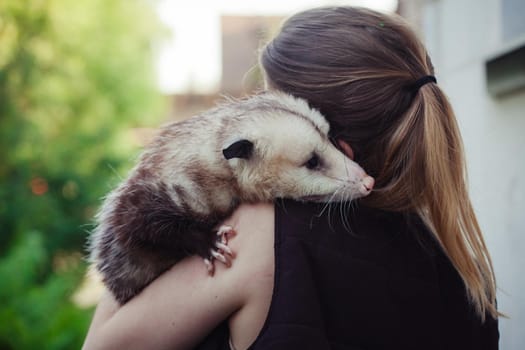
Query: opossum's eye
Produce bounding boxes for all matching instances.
[223,139,253,160]
[304,153,321,170]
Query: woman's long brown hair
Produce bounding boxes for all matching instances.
[261,6,498,320]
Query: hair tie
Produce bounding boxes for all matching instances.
[412,75,437,91]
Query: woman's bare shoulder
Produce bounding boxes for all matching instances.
[220,202,275,292]
[82,203,275,350]
[221,203,276,350]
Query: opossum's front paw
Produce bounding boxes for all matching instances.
[204,225,236,275]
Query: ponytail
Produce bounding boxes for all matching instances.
[368,80,498,319]
[416,85,496,319]
[261,6,498,320]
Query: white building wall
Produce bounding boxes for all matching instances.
[419,0,525,348]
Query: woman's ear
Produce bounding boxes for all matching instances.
[337,139,355,160]
[222,139,253,160]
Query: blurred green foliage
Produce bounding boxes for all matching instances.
[0,0,165,348]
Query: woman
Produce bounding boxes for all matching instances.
[83,6,499,350]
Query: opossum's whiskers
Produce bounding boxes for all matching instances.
[342,196,354,232]
[340,200,352,232]
[317,195,332,217]
[319,186,340,213]
[332,186,346,204]
[330,189,344,228]
[316,187,339,222]
[346,188,360,233]
[327,186,348,230]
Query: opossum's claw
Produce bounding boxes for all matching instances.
[205,226,237,275]
[211,249,231,267]
[217,225,236,244]
[203,249,231,275]
[215,242,234,257]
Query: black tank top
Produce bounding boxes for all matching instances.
[196,199,499,350]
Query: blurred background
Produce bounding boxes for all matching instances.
[0,0,523,349]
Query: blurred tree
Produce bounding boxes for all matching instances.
[0,0,165,348]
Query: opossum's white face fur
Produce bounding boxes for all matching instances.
[222,93,374,203]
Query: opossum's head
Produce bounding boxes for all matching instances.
[222,94,374,203]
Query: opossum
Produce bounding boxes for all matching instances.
[89,91,374,304]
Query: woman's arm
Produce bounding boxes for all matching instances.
[82,202,275,350]
[82,255,243,350]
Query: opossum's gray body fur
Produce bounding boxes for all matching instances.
[89,91,372,304]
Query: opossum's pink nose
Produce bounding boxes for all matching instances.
[360,176,375,195]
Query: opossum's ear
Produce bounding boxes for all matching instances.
[222,139,253,160]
